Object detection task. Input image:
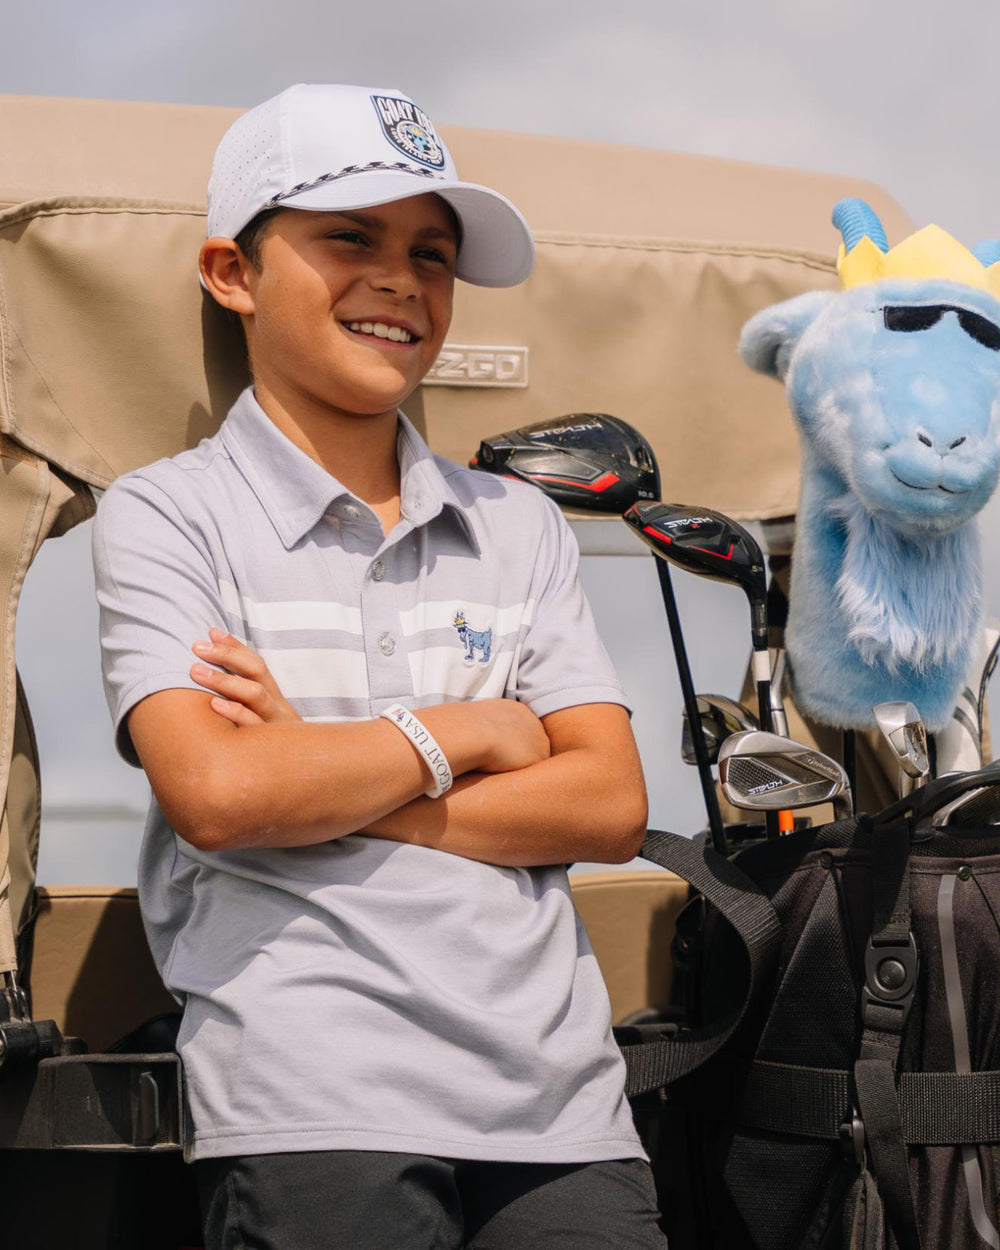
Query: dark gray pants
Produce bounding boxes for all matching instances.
[195,1150,668,1249]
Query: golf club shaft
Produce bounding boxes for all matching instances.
[747,571,779,834]
[653,560,728,854]
[750,650,780,835]
[843,729,857,815]
[749,600,774,734]
[753,663,775,733]
[769,648,790,737]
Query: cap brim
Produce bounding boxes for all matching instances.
[281,171,535,288]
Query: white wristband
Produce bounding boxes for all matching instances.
[379,703,453,798]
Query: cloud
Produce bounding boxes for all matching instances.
[3,0,1000,238]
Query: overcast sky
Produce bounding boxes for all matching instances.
[5,0,999,244]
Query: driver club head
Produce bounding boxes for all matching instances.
[471,414,659,513]
[681,695,758,766]
[872,701,929,794]
[718,730,853,819]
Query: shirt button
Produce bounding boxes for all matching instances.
[370,559,385,581]
[378,632,396,656]
[343,504,360,520]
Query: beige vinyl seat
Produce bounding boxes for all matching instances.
[26,873,692,1055]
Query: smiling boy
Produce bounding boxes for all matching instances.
[93,84,664,1248]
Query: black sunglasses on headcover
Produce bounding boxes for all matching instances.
[883,303,1000,351]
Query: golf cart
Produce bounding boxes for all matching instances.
[0,92,913,1246]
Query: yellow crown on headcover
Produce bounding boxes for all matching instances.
[832,198,1000,300]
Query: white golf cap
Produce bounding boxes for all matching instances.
[207,84,535,288]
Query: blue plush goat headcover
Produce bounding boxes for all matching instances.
[739,199,1000,731]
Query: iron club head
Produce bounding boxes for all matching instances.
[718,730,853,819]
[931,782,1000,827]
[872,701,929,795]
[681,694,758,766]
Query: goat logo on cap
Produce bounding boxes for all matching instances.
[371,95,445,170]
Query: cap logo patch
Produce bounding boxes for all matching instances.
[371,95,446,170]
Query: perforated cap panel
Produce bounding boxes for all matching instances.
[206,92,286,239]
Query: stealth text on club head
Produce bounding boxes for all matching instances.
[472,414,659,513]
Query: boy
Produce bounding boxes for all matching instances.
[94,84,665,1248]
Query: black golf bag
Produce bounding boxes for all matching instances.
[621,769,1000,1250]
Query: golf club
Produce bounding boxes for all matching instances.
[718,730,853,820]
[470,413,658,513]
[472,415,729,854]
[872,701,930,798]
[978,623,1000,758]
[623,499,782,836]
[622,501,772,731]
[935,621,1000,776]
[681,694,758,766]
[931,783,1000,827]
[769,649,789,738]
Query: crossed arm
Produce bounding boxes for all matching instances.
[127,630,648,868]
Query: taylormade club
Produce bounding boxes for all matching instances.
[471,414,658,513]
[681,694,758,767]
[472,414,728,853]
[624,499,781,837]
[622,501,773,733]
[931,784,1000,827]
[873,701,929,797]
[769,649,789,738]
[718,730,853,820]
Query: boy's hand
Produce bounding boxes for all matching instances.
[191,628,302,726]
[189,630,548,769]
[473,700,552,773]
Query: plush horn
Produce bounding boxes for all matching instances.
[832,197,889,253]
[972,239,1000,267]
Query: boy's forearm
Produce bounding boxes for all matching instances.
[128,693,548,852]
[361,709,648,868]
[144,717,446,850]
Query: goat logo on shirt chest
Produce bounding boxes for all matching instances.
[453,611,492,664]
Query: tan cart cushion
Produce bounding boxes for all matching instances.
[30,886,177,1054]
[570,869,688,1024]
[30,872,687,1048]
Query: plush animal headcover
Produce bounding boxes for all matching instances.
[739,199,1000,731]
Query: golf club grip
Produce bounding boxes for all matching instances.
[653,559,728,855]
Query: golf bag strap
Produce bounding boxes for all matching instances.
[732,1061,1000,1146]
[618,829,782,1097]
[853,817,922,1250]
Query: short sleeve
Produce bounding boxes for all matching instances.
[513,495,629,718]
[93,474,227,766]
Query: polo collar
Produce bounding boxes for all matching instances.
[220,388,478,553]
[395,412,479,553]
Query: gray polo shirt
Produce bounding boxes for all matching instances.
[94,387,642,1164]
